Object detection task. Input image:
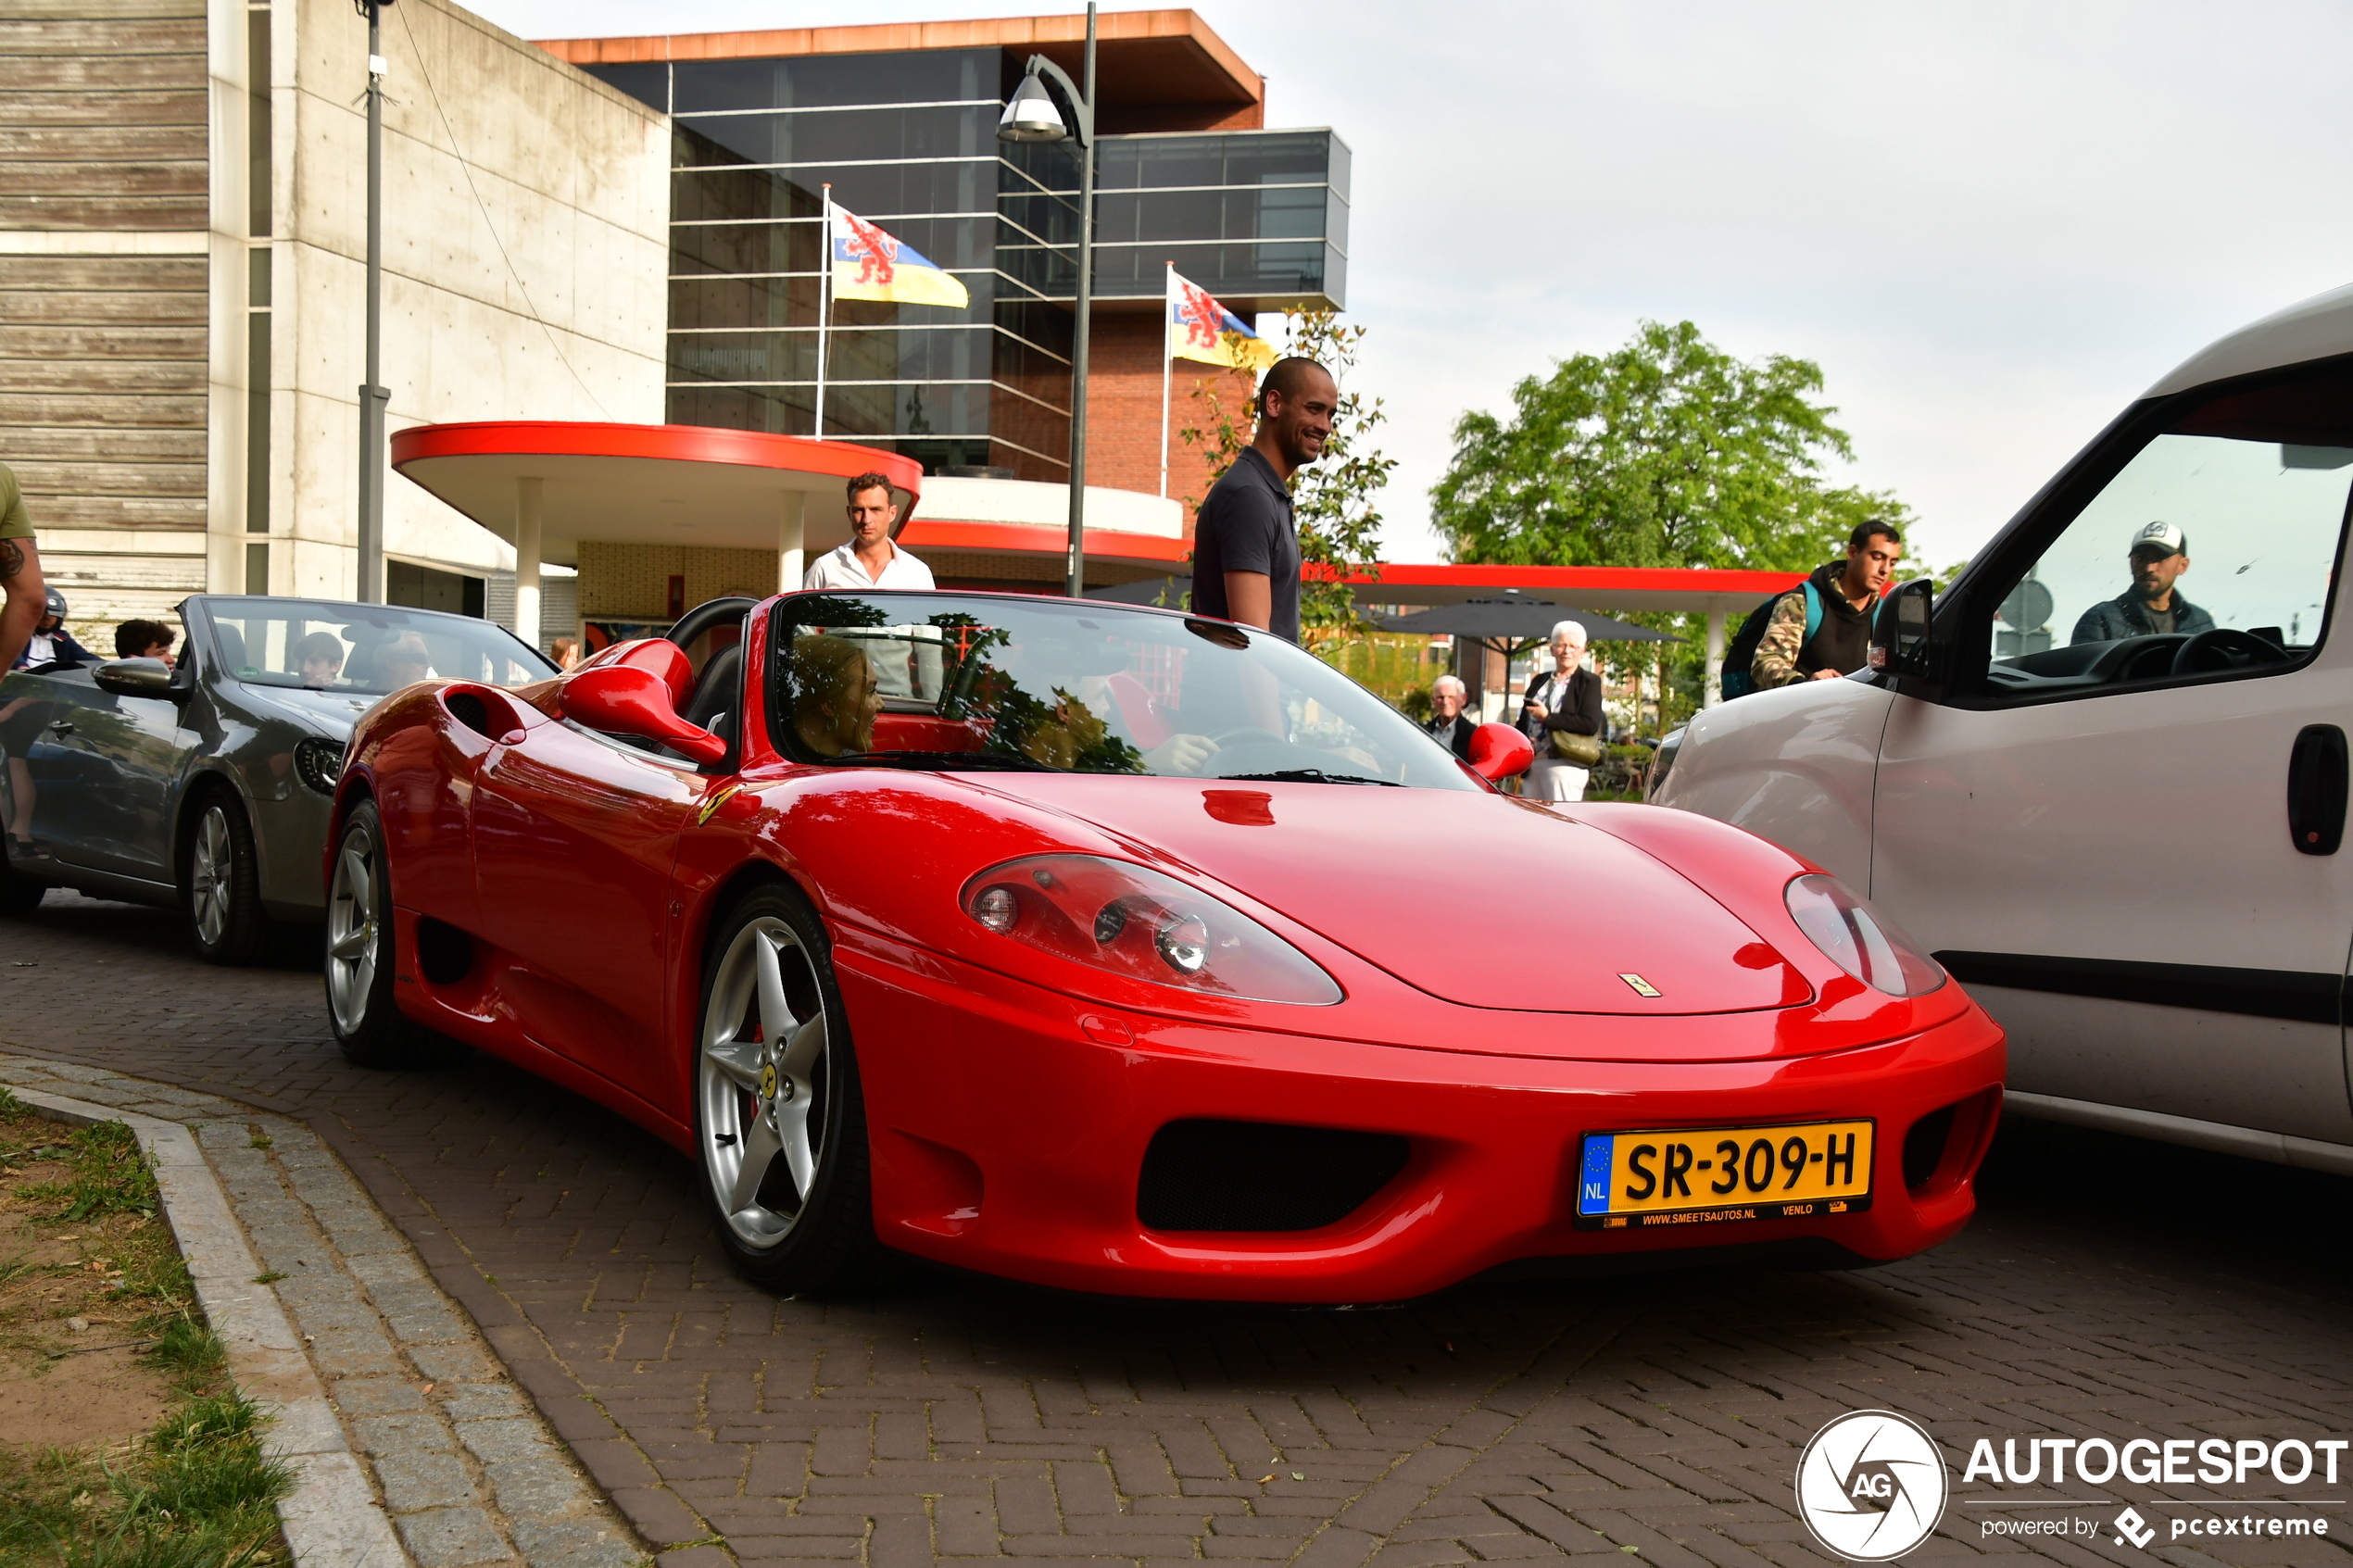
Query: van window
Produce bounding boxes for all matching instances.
[1979,364,2353,694]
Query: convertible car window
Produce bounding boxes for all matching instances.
[205,598,554,696]
[1980,363,2353,694]
[774,593,1480,790]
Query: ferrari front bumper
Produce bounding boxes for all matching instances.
[836,929,2006,1302]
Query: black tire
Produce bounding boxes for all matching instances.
[183,786,271,964]
[324,798,459,1069]
[692,883,888,1295]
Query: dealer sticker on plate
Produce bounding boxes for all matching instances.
[1574,1119,1874,1229]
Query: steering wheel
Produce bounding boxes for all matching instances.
[1207,727,1285,748]
[2171,626,2283,678]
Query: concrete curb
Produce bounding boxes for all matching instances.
[19,1086,411,1568]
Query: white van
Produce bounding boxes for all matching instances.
[1649,283,2353,1174]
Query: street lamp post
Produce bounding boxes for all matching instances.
[354,0,392,604]
[997,4,1095,600]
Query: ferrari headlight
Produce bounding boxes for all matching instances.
[293,736,346,796]
[961,854,1340,1005]
[1783,873,1945,997]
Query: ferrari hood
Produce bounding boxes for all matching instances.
[991,778,1806,1015]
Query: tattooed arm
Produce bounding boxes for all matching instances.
[0,537,45,674]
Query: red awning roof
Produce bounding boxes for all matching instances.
[1330,563,1807,617]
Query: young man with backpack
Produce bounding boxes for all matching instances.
[1722,521,1905,698]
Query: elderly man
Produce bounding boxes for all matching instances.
[1423,674,1475,760]
[1518,620,1604,801]
[377,632,434,689]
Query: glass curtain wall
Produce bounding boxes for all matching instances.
[585,56,1350,481]
[591,50,1082,477]
[1013,130,1350,306]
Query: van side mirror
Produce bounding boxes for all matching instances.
[1466,721,1533,782]
[93,657,183,700]
[560,664,728,764]
[1870,578,1934,680]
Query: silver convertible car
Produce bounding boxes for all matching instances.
[0,595,553,961]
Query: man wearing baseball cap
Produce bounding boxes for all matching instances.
[2069,521,2214,645]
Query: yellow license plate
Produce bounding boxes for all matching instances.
[1573,1119,1874,1229]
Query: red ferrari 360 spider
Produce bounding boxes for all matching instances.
[324,590,2003,1300]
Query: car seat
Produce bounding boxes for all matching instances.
[213,622,248,675]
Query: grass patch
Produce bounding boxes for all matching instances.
[18,1120,159,1225]
[0,1095,291,1566]
[147,1319,225,1388]
[0,1382,295,1566]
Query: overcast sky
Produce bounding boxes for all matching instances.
[475,0,2353,568]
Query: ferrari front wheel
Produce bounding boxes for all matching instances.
[325,799,455,1069]
[694,884,886,1295]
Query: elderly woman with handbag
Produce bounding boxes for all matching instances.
[1518,620,1604,801]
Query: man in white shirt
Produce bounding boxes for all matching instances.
[803,471,936,592]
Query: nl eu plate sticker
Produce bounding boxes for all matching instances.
[1577,1135,1616,1217]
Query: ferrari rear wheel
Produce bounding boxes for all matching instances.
[694,884,886,1294]
[326,799,457,1069]
[185,788,269,965]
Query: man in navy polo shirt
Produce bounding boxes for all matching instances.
[1190,357,1336,644]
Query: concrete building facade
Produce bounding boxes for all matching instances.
[0,0,666,634]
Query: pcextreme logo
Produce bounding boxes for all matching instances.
[1794,1411,1950,1562]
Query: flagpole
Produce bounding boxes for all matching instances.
[813,183,832,438]
[1159,262,1174,498]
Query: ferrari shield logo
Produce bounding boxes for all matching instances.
[759,1063,777,1101]
[697,784,743,826]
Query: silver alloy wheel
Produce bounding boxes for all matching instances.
[190,805,232,946]
[325,824,378,1035]
[698,915,830,1250]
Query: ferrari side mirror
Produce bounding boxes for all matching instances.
[1466,721,1533,782]
[1870,578,1934,680]
[560,664,727,764]
[93,657,183,701]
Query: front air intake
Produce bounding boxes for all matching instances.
[1137,1119,1409,1233]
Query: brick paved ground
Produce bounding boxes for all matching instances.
[7,892,2353,1568]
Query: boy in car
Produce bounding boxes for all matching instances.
[296,630,346,688]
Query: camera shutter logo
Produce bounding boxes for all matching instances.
[1794,1410,1950,1561]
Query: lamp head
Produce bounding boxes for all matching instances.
[998,73,1069,143]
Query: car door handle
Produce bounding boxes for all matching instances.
[2287,723,2347,855]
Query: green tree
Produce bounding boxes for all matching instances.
[1178,307,1395,629]
[1430,319,1910,572]
[1430,320,1935,737]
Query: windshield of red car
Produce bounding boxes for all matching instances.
[772,593,1480,790]
[205,599,556,696]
